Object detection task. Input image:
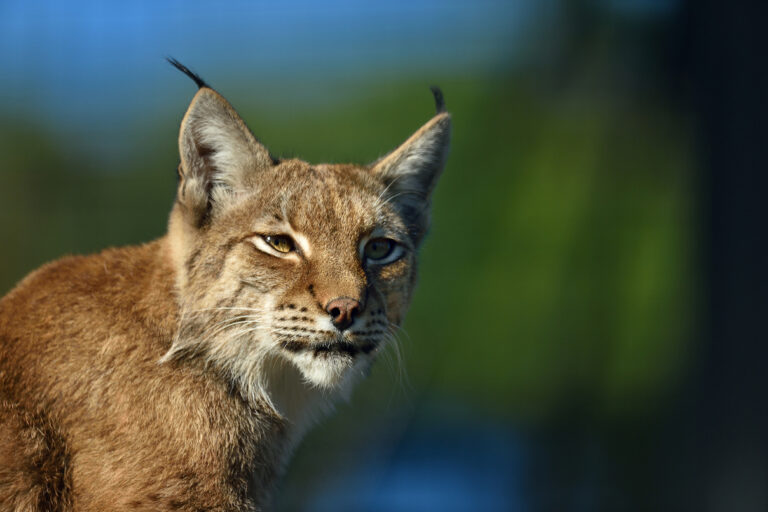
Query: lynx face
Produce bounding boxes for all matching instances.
[161,66,450,410]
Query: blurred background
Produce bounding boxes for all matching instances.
[1,0,766,510]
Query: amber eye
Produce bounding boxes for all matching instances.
[364,238,395,261]
[263,235,294,253]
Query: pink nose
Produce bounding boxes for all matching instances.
[325,297,361,330]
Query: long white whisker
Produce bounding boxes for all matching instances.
[385,324,411,396]
[377,191,409,210]
[185,306,265,315]
[204,319,260,341]
[375,177,401,207]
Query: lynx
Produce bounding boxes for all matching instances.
[0,60,450,511]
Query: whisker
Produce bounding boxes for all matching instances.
[384,325,411,396]
[374,176,402,207]
[206,319,260,339]
[185,306,265,314]
[386,321,411,341]
[376,191,409,210]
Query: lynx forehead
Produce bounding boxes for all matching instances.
[0,59,450,510]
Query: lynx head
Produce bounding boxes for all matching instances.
[161,62,450,412]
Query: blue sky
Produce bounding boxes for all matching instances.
[0,0,680,160]
[0,1,529,124]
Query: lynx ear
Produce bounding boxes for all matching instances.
[371,88,451,241]
[177,87,274,224]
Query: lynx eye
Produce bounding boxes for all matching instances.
[250,233,301,259]
[263,235,294,254]
[364,238,402,264]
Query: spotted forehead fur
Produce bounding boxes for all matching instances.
[224,160,408,248]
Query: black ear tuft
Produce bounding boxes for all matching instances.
[429,86,446,114]
[166,57,210,89]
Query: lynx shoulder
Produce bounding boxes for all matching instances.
[0,60,450,511]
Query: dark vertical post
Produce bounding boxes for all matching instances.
[675,1,768,509]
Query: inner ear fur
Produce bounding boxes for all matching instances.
[371,112,451,199]
[177,88,274,223]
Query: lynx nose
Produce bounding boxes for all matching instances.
[325,297,361,331]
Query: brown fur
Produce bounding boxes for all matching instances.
[0,74,450,510]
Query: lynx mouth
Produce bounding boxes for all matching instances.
[278,337,377,357]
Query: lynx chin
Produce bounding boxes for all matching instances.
[0,59,451,511]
